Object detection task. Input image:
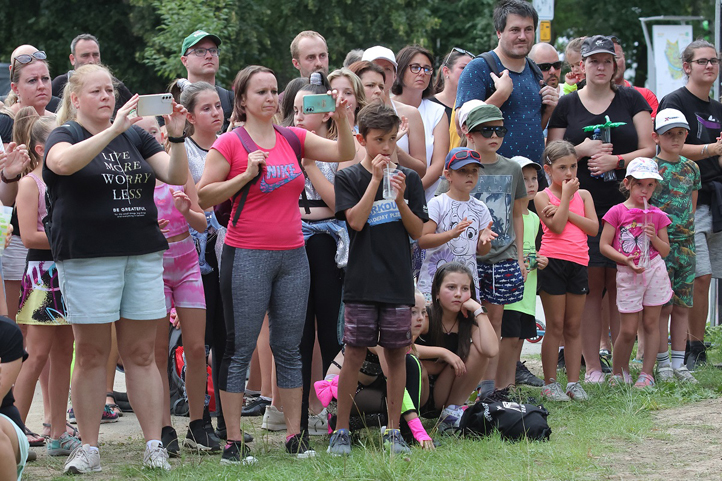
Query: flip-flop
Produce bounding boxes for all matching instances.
[23,427,45,447]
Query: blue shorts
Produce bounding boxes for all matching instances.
[56,252,167,324]
[477,259,524,305]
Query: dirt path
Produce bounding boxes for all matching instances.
[604,397,722,480]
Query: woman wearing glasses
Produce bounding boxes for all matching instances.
[658,39,722,371]
[433,48,475,150]
[393,46,450,201]
[547,35,654,383]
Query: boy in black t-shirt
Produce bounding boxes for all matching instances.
[331,103,428,455]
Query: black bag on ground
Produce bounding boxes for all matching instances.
[459,401,551,441]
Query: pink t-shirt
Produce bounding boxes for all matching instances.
[538,188,589,266]
[602,203,671,266]
[212,127,307,250]
[154,182,188,239]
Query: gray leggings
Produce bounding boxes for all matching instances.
[219,245,310,393]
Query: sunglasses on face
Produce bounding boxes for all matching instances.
[537,61,562,71]
[12,51,47,67]
[409,64,433,75]
[443,47,475,66]
[446,149,481,169]
[471,126,508,138]
[690,57,720,66]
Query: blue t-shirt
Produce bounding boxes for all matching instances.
[456,52,545,163]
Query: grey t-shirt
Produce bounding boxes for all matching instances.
[439,154,526,263]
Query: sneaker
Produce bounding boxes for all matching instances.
[686,343,707,372]
[673,366,699,384]
[64,444,101,474]
[143,443,171,470]
[541,381,570,401]
[47,433,82,457]
[327,429,352,456]
[308,408,328,436]
[242,397,270,417]
[481,387,511,403]
[634,372,655,388]
[599,349,611,361]
[261,405,287,431]
[101,405,119,424]
[599,354,613,374]
[382,428,411,455]
[608,374,625,387]
[161,426,180,458]
[657,366,674,383]
[516,361,544,387]
[220,441,257,466]
[68,408,76,425]
[439,406,464,428]
[584,369,606,384]
[565,382,589,401]
[285,433,316,459]
[185,419,221,453]
[557,349,565,371]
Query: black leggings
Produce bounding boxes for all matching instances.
[300,234,343,431]
[202,235,226,424]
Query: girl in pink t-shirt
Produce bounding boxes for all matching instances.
[535,141,599,402]
[600,157,672,388]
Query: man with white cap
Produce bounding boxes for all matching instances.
[362,46,427,177]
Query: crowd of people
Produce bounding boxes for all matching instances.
[0,0,720,477]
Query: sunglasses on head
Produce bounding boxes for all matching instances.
[537,61,562,72]
[446,149,481,169]
[471,126,508,138]
[12,51,47,66]
[443,47,475,66]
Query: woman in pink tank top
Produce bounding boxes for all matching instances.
[534,141,599,402]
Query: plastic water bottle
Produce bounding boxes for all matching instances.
[383,165,396,200]
[310,72,322,86]
[590,128,617,182]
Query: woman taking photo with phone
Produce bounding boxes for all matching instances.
[44,63,190,473]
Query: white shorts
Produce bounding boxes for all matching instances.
[2,236,27,281]
[56,252,167,324]
[616,255,674,313]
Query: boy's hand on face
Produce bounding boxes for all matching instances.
[371,154,390,182]
[391,170,407,203]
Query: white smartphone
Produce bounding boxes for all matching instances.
[136,94,173,117]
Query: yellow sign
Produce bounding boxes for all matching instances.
[540,21,551,43]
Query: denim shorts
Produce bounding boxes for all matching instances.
[56,251,167,324]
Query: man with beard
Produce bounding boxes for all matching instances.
[529,42,561,90]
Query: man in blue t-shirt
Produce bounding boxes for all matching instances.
[456,0,558,166]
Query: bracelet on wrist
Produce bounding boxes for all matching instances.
[616,155,625,169]
[1,171,21,183]
[473,307,485,318]
[167,135,186,144]
[702,144,709,157]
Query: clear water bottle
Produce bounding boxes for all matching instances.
[383,165,396,200]
[590,127,617,182]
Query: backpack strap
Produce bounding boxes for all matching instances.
[273,125,310,215]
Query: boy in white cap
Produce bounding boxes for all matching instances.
[651,108,701,383]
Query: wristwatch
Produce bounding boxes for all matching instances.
[616,155,625,169]
[473,307,485,318]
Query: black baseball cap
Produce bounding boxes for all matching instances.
[581,36,616,58]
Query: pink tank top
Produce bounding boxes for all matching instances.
[154,182,189,239]
[27,172,46,232]
[538,188,589,266]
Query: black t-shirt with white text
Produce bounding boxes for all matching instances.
[658,87,722,206]
[43,124,167,260]
[335,164,428,305]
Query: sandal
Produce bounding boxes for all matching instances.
[23,427,45,447]
[106,392,123,417]
[41,422,80,439]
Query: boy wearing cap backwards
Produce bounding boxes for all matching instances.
[500,157,548,389]
[651,108,701,383]
[463,103,528,398]
[330,103,428,455]
[417,147,497,300]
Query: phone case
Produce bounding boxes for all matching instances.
[302,94,335,114]
[137,94,173,117]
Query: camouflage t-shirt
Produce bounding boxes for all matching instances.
[651,155,701,240]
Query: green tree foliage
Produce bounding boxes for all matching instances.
[429,0,498,62]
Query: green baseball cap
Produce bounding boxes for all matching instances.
[181,30,221,55]
[466,104,504,132]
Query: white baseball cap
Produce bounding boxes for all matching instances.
[655,108,690,134]
[626,157,662,181]
[510,156,541,171]
[457,99,487,128]
[362,46,397,69]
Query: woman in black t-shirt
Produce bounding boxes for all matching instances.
[44,64,189,473]
[548,35,654,381]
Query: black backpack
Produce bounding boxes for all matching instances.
[459,400,551,441]
[478,51,545,90]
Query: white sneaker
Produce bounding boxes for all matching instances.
[261,405,287,431]
[64,444,102,474]
[143,444,171,470]
[673,366,699,384]
[657,366,674,382]
[308,408,328,436]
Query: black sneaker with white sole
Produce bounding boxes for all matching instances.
[285,433,316,459]
[515,361,543,387]
[220,440,256,466]
[185,419,221,453]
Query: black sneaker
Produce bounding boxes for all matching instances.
[382,428,411,455]
[220,441,256,466]
[285,433,316,459]
[481,387,511,403]
[557,348,565,371]
[161,426,179,458]
[242,397,270,417]
[185,419,221,453]
[687,341,707,372]
[599,354,613,374]
[515,361,543,387]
